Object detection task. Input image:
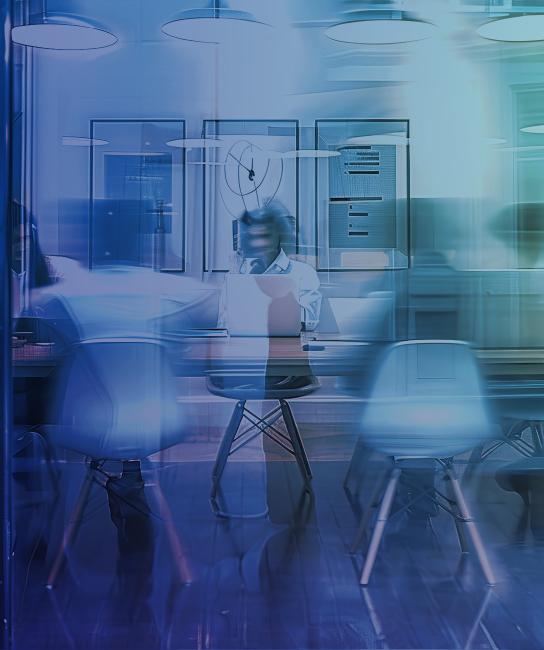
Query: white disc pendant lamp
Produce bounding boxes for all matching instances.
[12,8,117,51]
[162,0,271,44]
[325,11,436,45]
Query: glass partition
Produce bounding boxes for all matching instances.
[90,120,186,272]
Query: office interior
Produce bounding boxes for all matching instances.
[3,1,544,648]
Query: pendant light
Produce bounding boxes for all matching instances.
[325,10,436,46]
[166,138,223,149]
[345,133,409,146]
[477,14,544,42]
[162,0,271,44]
[62,136,109,146]
[267,150,341,159]
[11,3,117,51]
[521,124,544,134]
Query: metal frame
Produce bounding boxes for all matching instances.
[314,118,411,272]
[210,398,313,515]
[89,118,187,271]
[464,419,543,484]
[1,1,13,644]
[202,119,300,273]
[512,83,544,270]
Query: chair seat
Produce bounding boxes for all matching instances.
[206,373,320,401]
[361,396,494,459]
[42,424,182,461]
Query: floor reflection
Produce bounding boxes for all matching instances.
[12,453,544,650]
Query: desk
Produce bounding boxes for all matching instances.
[171,336,371,377]
[11,338,544,382]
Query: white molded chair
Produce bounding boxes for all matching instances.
[45,337,187,587]
[354,340,496,586]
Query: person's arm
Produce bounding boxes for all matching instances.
[298,265,322,331]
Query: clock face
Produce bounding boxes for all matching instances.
[221,139,283,216]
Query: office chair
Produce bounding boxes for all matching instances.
[206,371,320,515]
[352,340,496,585]
[44,337,188,588]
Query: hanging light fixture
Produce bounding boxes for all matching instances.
[166,138,224,149]
[11,5,117,51]
[62,136,109,146]
[325,10,436,45]
[162,0,271,44]
[477,14,544,42]
[521,124,544,134]
[345,133,409,145]
[267,150,341,159]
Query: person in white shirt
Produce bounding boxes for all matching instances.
[233,202,321,331]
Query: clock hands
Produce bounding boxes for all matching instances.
[228,151,256,181]
[228,151,253,176]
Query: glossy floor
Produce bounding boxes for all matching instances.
[10,436,544,650]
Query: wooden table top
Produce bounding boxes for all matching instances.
[12,336,544,380]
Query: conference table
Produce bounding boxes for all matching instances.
[12,332,544,390]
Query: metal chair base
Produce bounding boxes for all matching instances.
[210,399,313,511]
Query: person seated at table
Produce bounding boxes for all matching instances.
[232,201,321,331]
[213,202,321,394]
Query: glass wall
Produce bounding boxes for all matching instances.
[5,2,544,649]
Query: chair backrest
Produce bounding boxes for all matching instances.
[50,338,184,460]
[360,340,493,458]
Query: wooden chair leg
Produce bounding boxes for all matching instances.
[446,465,496,586]
[46,464,94,589]
[351,469,389,553]
[360,467,401,586]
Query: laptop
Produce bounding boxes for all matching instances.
[226,275,301,337]
[316,292,393,340]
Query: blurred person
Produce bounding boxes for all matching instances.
[25,265,218,599]
[213,202,321,395]
[27,262,220,343]
[231,201,321,331]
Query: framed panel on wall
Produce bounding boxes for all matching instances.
[514,84,544,269]
[90,119,186,271]
[315,119,409,271]
[202,119,299,272]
